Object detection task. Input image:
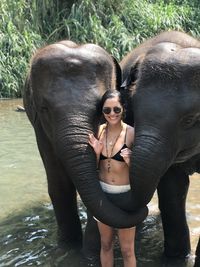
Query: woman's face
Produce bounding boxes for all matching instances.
[102,96,123,125]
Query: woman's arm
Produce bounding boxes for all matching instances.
[88,133,103,167]
[120,125,135,166]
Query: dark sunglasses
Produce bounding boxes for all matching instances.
[102,106,122,115]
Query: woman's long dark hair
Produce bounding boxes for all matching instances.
[100,90,125,110]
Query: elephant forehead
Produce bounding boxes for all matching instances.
[146,42,181,56]
[176,47,200,64]
[139,47,200,85]
[146,43,200,64]
[32,42,112,68]
[31,51,113,83]
[63,56,84,71]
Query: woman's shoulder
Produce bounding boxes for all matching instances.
[98,123,106,139]
[124,123,134,133]
[124,123,135,144]
[99,123,106,133]
[99,123,107,130]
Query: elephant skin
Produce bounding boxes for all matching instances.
[120,31,200,260]
[23,40,147,254]
[194,238,200,267]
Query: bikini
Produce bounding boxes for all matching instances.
[99,143,128,162]
[99,125,128,163]
[97,124,131,194]
[93,124,131,222]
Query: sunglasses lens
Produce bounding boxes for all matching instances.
[103,107,122,114]
[113,107,122,114]
[102,107,111,114]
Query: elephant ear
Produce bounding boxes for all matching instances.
[120,54,145,126]
[23,72,38,125]
[121,54,145,92]
[112,56,122,91]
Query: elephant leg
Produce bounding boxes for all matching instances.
[194,238,200,267]
[82,210,100,264]
[47,164,82,249]
[157,166,190,258]
[35,122,82,249]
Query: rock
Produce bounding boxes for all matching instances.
[16,105,25,112]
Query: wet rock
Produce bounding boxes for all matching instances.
[15,105,25,112]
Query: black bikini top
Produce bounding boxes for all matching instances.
[100,143,128,162]
[99,125,128,162]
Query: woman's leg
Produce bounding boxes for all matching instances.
[97,221,115,267]
[118,227,136,267]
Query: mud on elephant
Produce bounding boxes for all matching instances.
[23,40,147,254]
[120,31,200,262]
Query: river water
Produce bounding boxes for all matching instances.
[0,99,199,267]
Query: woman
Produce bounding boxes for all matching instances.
[88,90,136,267]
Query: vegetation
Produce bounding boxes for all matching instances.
[0,0,199,98]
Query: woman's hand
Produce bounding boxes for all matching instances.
[120,148,132,166]
[88,133,103,155]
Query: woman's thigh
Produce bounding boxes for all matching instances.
[97,222,115,246]
[118,227,136,250]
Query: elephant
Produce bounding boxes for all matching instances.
[195,238,200,267]
[23,40,147,256]
[120,31,200,263]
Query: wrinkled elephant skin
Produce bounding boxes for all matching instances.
[120,31,200,260]
[23,40,148,255]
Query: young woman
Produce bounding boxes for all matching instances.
[88,90,136,267]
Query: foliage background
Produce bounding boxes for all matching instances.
[0,0,199,98]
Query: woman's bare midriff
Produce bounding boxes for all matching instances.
[99,159,130,185]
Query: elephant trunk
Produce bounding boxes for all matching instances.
[55,117,148,228]
[130,132,175,209]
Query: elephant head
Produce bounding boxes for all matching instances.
[120,31,200,209]
[23,40,147,232]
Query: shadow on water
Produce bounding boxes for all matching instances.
[0,202,196,267]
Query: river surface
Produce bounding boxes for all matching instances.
[0,99,199,267]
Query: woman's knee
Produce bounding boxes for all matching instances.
[121,245,134,259]
[101,239,113,252]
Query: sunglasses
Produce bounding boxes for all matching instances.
[102,106,122,115]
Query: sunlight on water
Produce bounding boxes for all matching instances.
[0,99,49,219]
[0,99,199,267]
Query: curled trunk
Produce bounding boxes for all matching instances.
[130,133,175,210]
[55,120,148,228]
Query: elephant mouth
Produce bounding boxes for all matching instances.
[175,145,200,163]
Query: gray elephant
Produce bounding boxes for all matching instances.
[120,31,200,263]
[195,238,200,267]
[23,40,147,256]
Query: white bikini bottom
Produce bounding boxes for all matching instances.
[93,181,131,224]
[100,181,131,194]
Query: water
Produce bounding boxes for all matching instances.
[0,99,199,267]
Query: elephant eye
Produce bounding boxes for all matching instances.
[181,114,199,129]
[185,117,193,125]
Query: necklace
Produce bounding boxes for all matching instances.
[106,124,123,172]
[109,140,113,146]
[108,135,119,146]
